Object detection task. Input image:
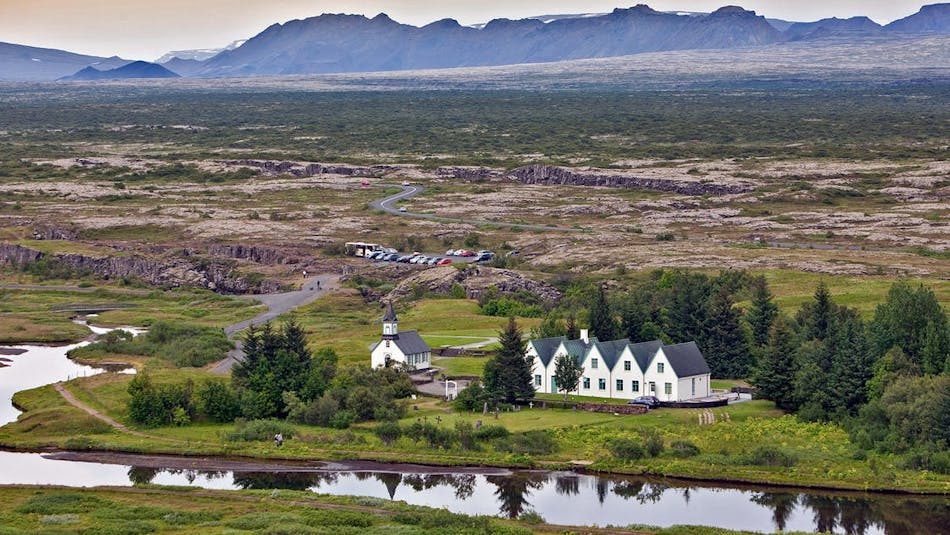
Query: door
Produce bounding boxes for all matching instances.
[551,377,557,394]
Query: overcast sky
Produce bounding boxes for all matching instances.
[0,1,933,60]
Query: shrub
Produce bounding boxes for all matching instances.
[669,440,701,458]
[374,420,402,445]
[196,380,240,422]
[747,445,797,467]
[223,419,295,442]
[643,431,665,457]
[329,410,356,430]
[474,424,510,441]
[608,438,646,461]
[499,430,558,456]
[454,381,489,411]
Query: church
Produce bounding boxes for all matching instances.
[370,302,432,370]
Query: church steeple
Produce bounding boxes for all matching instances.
[382,301,398,339]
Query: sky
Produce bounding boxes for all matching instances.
[0,0,934,60]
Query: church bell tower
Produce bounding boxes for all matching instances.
[382,301,398,339]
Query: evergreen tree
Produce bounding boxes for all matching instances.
[666,271,713,344]
[553,354,584,402]
[620,294,648,342]
[702,287,752,379]
[797,282,834,342]
[746,275,778,348]
[752,316,798,411]
[588,286,618,341]
[483,317,534,403]
[922,321,950,375]
[828,311,875,416]
[869,280,950,370]
[565,314,580,340]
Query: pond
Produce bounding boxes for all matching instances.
[0,320,137,426]
[0,450,947,534]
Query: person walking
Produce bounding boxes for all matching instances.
[274,433,283,447]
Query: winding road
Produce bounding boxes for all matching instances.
[369,184,583,233]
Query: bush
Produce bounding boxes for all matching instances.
[454,381,489,411]
[669,440,701,458]
[329,410,356,430]
[903,448,950,474]
[223,419,295,442]
[747,445,797,467]
[374,420,402,445]
[196,380,239,422]
[643,431,665,457]
[474,424,510,441]
[608,438,646,461]
[498,430,558,456]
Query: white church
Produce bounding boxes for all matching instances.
[370,302,432,370]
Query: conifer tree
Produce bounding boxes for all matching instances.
[703,286,752,378]
[565,314,580,340]
[483,317,534,403]
[589,286,618,341]
[746,275,778,348]
[752,316,798,411]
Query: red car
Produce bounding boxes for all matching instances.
[437,258,452,265]
[459,250,476,257]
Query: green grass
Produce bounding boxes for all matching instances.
[432,356,490,377]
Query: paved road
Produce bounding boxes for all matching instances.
[369,184,583,233]
[210,274,340,375]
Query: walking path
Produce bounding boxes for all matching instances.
[54,383,175,441]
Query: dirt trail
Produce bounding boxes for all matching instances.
[54,383,166,440]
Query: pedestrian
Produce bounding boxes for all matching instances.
[316,280,321,290]
[274,432,283,447]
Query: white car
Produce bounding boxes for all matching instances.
[398,206,407,212]
[402,181,411,186]
[445,249,455,256]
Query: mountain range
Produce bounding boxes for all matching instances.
[57,61,180,81]
[1,3,949,81]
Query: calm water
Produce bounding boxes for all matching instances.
[0,321,137,425]
[0,451,948,534]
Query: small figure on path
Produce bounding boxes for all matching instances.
[274,433,284,447]
[316,280,321,290]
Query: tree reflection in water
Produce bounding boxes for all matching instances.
[232,471,338,491]
[485,472,548,518]
[400,473,477,500]
[751,492,799,532]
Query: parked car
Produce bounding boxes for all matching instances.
[437,258,452,265]
[445,249,456,256]
[506,250,520,257]
[384,253,399,261]
[397,255,413,263]
[398,206,407,212]
[475,252,494,262]
[627,396,661,408]
[427,257,440,265]
[460,250,476,257]
[402,181,411,186]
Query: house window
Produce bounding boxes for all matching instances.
[664,382,672,395]
[583,377,590,389]
[649,381,656,393]
[624,361,631,371]
[534,374,542,387]
[385,340,390,348]
[632,380,640,392]
[591,358,598,369]
[598,378,606,391]
[691,377,696,396]
[657,362,664,373]
[616,379,623,391]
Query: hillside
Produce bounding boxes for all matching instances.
[0,42,129,81]
[59,61,180,81]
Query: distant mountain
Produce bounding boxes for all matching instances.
[0,42,129,81]
[59,61,180,81]
[886,3,950,33]
[154,40,246,63]
[195,5,785,77]
[784,17,882,40]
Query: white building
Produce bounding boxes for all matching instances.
[370,302,432,370]
[527,329,711,402]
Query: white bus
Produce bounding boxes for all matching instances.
[344,242,382,257]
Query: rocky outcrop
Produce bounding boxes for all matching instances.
[224,160,397,178]
[0,244,281,294]
[436,167,505,180]
[507,165,754,195]
[207,244,300,265]
[383,265,562,303]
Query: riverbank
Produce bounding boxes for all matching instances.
[4,377,950,496]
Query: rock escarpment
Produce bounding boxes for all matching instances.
[0,243,281,294]
[382,265,562,304]
[507,164,754,195]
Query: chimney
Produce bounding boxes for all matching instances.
[580,329,589,343]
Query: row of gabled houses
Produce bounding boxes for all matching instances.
[526,329,711,402]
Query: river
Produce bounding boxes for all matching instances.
[0,319,137,426]
[0,450,948,534]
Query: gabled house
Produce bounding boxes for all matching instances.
[526,330,711,402]
[370,302,431,371]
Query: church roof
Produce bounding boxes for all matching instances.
[383,301,397,322]
[391,330,430,355]
[529,336,567,367]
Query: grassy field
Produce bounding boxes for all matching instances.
[0,286,264,344]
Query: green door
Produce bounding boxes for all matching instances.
[551,377,557,394]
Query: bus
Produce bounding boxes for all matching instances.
[344,242,382,257]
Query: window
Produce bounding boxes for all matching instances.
[657,362,665,373]
[583,377,590,389]
[632,380,640,392]
[591,358,598,369]
[616,379,623,391]
[385,340,390,348]
[534,374,542,387]
[598,378,606,391]
[691,377,696,396]
[664,382,672,395]
[649,381,656,392]
[623,360,631,371]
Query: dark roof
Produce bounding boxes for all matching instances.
[593,338,630,371]
[530,336,567,367]
[383,301,397,322]
[392,330,430,355]
[662,342,710,378]
[628,339,663,373]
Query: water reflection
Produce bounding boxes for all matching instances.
[1,451,948,534]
